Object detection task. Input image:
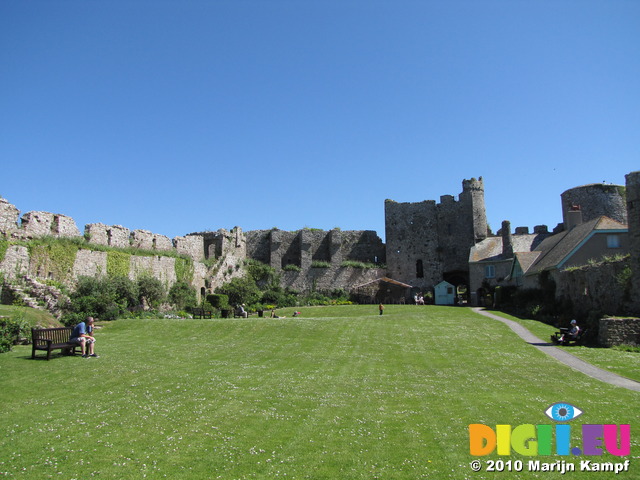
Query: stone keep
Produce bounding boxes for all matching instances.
[385,177,487,290]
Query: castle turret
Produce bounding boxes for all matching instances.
[561,183,626,229]
[460,177,488,242]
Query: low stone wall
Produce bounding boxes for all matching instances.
[598,317,640,347]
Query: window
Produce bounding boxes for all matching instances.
[607,235,621,248]
[485,265,496,279]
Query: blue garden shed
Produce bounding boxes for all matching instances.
[434,280,455,305]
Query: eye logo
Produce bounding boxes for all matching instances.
[545,402,583,422]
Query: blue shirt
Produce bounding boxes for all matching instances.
[71,322,87,339]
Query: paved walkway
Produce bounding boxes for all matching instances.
[472,308,640,392]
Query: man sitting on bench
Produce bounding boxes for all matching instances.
[559,319,580,344]
[70,316,98,358]
[236,304,248,318]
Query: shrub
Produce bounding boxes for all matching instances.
[61,276,144,323]
[283,264,301,272]
[216,277,261,307]
[137,276,165,308]
[168,281,198,311]
[206,294,229,310]
[0,312,29,353]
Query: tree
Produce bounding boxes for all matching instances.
[215,276,261,307]
[137,276,165,308]
[168,281,197,310]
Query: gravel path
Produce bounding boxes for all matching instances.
[472,307,640,392]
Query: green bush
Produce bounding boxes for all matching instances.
[0,312,29,353]
[137,276,165,308]
[215,276,261,307]
[206,294,229,310]
[61,276,143,324]
[168,281,197,311]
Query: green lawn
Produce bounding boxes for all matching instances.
[0,305,638,479]
[489,310,640,383]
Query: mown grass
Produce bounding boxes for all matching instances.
[489,310,640,383]
[0,305,638,479]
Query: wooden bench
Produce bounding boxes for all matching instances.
[31,327,81,360]
[551,328,588,346]
[192,308,212,319]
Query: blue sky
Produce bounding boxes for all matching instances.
[1,1,638,241]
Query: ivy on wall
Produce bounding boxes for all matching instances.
[27,240,79,283]
[175,257,194,284]
[107,251,131,278]
[0,238,8,263]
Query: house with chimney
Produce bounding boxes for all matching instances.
[468,221,550,305]
[468,207,629,305]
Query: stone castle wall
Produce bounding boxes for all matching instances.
[245,229,385,270]
[626,171,640,314]
[554,259,633,317]
[385,177,487,290]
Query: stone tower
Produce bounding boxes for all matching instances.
[385,177,488,291]
[626,171,640,315]
[561,183,627,229]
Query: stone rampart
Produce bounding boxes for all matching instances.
[130,229,174,251]
[0,245,29,279]
[281,265,385,294]
[73,250,108,279]
[21,211,81,238]
[85,223,130,248]
[0,198,19,236]
[598,317,640,347]
[174,234,205,261]
[129,255,178,287]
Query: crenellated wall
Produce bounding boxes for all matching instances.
[385,177,487,290]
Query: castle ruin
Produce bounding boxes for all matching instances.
[2,172,640,316]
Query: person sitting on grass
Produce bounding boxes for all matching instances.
[70,316,98,358]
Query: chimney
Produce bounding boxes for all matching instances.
[566,204,583,230]
[501,220,513,258]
